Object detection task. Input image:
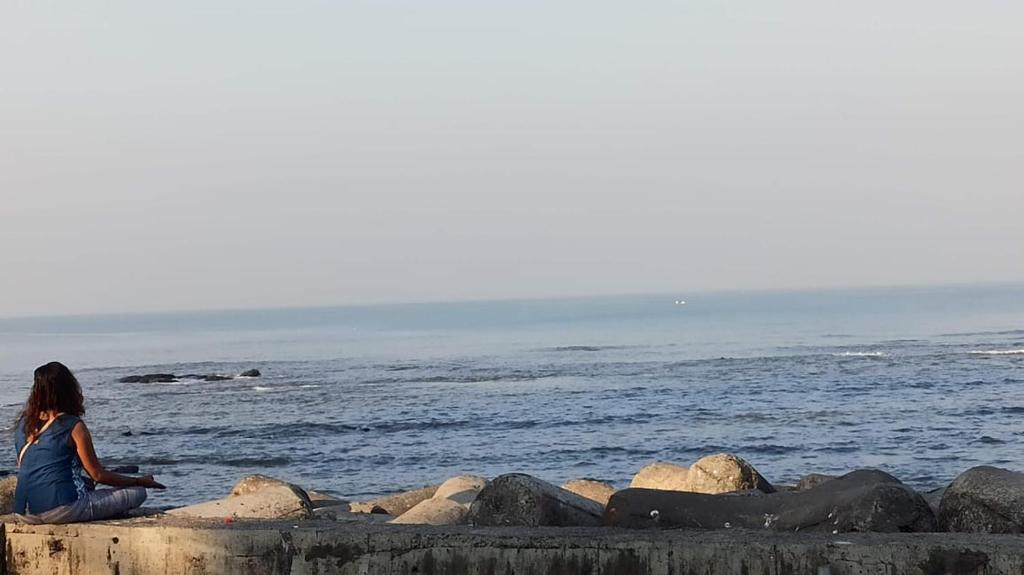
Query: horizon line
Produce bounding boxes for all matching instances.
[1,279,1022,323]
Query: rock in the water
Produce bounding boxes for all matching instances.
[168,484,313,519]
[469,473,604,527]
[561,479,617,506]
[1,476,17,514]
[606,469,935,533]
[109,465,141,474]
[240,369,261,377]
[391,497,469,525]
[685,453,775,494]
[795,473,837,491]
[630,462,689,491]
[433,475,489,505]
[118,373,177,384]
[939,466,1024,533]
[229,474,310,499]
[630,454,773,495]
[349,484,439,516]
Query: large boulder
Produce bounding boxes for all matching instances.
[433,475,488,505]
[1,476,16,514]
[469,473,604,527]
[169,484,313,519]
[561,479,617,506]
[350,484,439,515]
[606,469,935,533]
[685,453,775,494]
[630,462,689,491]
[230,474,309,498]
[939,466,1024,533]
[630,454,773,494]
[391,497,469,525]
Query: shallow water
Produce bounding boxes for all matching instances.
[1,284,1022,506]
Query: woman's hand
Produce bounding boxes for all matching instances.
[136,475,166,489]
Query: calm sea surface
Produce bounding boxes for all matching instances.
[1,284,1022,506]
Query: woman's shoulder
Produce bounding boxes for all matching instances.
[56,414,84,431]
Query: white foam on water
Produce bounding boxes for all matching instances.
[832,351,887,357]
[969,349,1024,356]
[252,386,272,392]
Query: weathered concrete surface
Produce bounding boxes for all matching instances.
[6,517,1024,574]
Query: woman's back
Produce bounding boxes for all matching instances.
[14,414,88,515]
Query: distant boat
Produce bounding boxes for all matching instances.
[674,300,686,305]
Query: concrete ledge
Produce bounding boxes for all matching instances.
[5,517,1024,574]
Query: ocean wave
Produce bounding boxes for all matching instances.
[832,351,887,358]
[539,345,625,353]
[969,349,1024,356]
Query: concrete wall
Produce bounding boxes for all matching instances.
[4,518,1024,574]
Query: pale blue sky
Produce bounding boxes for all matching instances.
[1,1,1022,317]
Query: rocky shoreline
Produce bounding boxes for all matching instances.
[6,452,1018,534]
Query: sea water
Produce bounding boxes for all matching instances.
[1,284,1022,506]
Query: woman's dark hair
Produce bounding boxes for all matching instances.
[17,362,85,439]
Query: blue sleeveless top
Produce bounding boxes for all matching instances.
[14,415,91,515]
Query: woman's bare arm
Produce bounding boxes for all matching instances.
[71,421,165,489]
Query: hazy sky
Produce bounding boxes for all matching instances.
[2,1,1022,317]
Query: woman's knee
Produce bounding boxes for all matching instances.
[128,486,148,508]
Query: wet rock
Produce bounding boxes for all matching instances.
[391,497,469,525]
[630,454,774,494]
[939,466,1024,533]
[469,473,604,527]
[350,484,439,516]
[118,373,177,384]
[796,473,837,491]
[240,369,262,377]
[630,462,689,491]
[1,475,16,514]
[433,475,489,505]
[561,479,617,506]
[168,484,313,520]
[606,469,935,532]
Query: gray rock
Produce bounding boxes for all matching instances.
[469,473,604,527]
[795,473,837,491]
[606,469,936,533]
[118,373,177,384]
[939,466,1024,533]
[922,486,947,517]
[239,369,262,377]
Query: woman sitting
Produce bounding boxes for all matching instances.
[13,361,165,523]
